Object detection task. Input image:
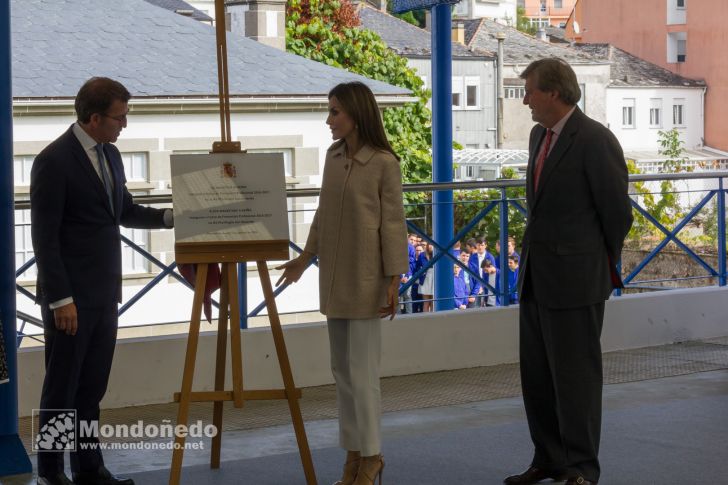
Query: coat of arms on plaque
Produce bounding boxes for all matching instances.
[221,162,237,178]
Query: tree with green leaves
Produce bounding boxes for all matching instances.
[452,167,527,246]
[516,6,537,35]
[626,128,688,245]
[286,0,433,187]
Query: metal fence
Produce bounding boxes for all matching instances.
[13,171,728,346]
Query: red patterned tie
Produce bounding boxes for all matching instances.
[533,129,554,190]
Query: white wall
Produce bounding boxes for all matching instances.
[16,286,728,415]
[607,87,704,151]
[455,0,518,24]
[13,109,332,177]
[186,0,216,20]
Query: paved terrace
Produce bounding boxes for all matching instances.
[3,337,728,484]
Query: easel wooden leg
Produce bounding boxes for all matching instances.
[170,263,209,485]
[257,262,318,485]
[211,264,230,469]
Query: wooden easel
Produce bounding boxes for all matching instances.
[168,1,317,482]
[169,241,317,485]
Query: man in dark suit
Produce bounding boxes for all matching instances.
[31,77,172,485]
[504,59,633,485]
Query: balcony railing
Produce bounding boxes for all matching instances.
[13,171,728,347]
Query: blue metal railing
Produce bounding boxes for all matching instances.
[13,171,728,345]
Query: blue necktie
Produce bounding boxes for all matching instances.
[94,143,114,214]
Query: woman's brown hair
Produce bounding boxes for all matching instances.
[328,81,399,160]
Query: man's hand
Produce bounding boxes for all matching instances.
[53,303,78,336]
[275,254,311,287]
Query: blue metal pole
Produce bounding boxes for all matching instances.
[238,263,247,328]
[0,0,33,474]
[498,187,509,306]
[718,178,726,286]
[430,3,454,311]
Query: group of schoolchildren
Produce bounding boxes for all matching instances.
[401,233,520,313]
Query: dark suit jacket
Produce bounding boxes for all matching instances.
[517,108,633,309]
[31,125,167,309]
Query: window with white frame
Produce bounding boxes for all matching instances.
[466,166,475,178]
[13,155,34,186]
[505,86,525,99]
[677,39,687,62]
[15,209,36,280]
[677,0,685,8]
[452,76,464,109]
[453,0,469,17]
[622,98,635,128]
[667,32,687,63]
[121,152,149,182]
[673,99,685,126]
[649,98,663,128]
[121,226,151,273]
[554,0,563,8]
[464,77,480,109]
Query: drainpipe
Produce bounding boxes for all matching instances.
[496,32,505,149]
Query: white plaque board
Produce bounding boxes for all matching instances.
[171,153,289,244]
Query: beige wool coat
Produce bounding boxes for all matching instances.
[303,140,409,319]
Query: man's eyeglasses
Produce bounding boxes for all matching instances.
[101,113,128,123]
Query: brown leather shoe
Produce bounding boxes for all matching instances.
[565,478,596,485]
[504,466,568,484]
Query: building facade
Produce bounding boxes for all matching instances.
[566,0,728,152]
[465,18,610,149]
[359,5,498,149]
[573,44,706,152]
[521,0,577,28]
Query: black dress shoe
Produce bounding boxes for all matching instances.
[72,466,135,485]
[565,477,597,485]
[37,472,74,485]
[504,466,568,484]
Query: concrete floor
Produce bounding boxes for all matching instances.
[3,338,728,485]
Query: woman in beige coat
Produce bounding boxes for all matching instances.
[277,81,408,485]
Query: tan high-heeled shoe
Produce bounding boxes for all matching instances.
[333,451,361,485]
[353,454,384,485]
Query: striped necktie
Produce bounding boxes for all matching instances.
[533,129,554,190]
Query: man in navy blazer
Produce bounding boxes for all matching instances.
[503,59,632,485]
[31,77,172,485]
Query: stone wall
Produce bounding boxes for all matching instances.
[622,248,720,290]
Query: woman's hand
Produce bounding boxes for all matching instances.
[275,253,312,287]
[379,275,401,320]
